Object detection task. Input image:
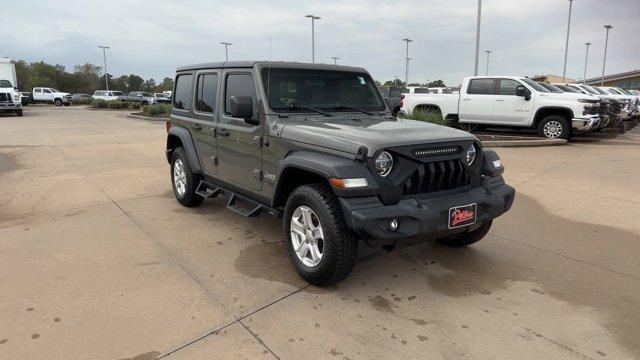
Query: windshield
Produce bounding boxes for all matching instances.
[556,85,579,93]
[591,87,609,95]
[616,88,631,95]
[521,78,549,92]
[112,91,123,96]
[605,88,622,95]
[261,68,385,113]
[578,85,599,95]
[539,83,563,93]
[50,88,59,92]
[0,80,13,88]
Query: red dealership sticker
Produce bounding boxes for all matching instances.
[448,203,477,229]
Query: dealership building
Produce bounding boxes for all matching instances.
[583,70,640,90]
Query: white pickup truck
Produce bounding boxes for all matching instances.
[400,76,601,139]
[32,87,72,106]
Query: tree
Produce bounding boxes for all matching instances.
[72,63,102,93]
[142,79,156,92]
[382,79,403,87]
[157,77,174,92]
[426,79,446,88]
[125,74,144,92]
[14,60,33,90]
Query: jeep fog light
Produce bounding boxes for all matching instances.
[375,151,393,177]
[329,177,368,189]
[388,218,399,231]
[466,144,477,165]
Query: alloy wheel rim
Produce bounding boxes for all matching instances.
[543,121,563,138]
[173,159,187,196]
[290,206,325,268]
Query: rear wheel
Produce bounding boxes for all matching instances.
[283,184,357,286]
[537,115,570,139]
[438,220,492,247]
[170,147,204,207]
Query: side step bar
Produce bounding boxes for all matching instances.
[195,180,281,218]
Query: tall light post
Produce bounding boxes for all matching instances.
[331,56,339,65]
[601,25,613,86]
[562,0,574,82]
[473,0,482,76]
[402,38,413,86]
[305,15,321,63]
[485,50,492,75]
[582,42,591,84]
[220,42,232,61]
[98,46,110,91]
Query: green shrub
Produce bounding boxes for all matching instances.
[142,104,171,117]
[91,99,109,108]
[72,98,92,105]
[402,107,450,126]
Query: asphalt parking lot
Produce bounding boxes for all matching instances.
[1,107,639,360]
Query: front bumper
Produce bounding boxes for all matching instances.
[0,102,22,110]
[571,116,599,132]
[339,177,515,240]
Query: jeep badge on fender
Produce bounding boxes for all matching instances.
[165,61,515,286]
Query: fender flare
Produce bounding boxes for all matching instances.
[167,126,202,174]
[533,106,575,126]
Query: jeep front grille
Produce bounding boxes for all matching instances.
[402,159,470,196]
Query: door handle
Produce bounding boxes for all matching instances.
[191,123,202,130]
[495,98,505,102]
[216,128,230,137]
[462,97,471,101]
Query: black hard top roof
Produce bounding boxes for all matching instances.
[176,61,367,73]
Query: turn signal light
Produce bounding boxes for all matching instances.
[165,121,172,133]
[329,177,368,189]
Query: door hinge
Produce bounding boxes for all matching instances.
[253,169,262,180]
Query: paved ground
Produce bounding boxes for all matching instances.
[1,107,639,360]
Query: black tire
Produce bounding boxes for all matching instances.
[54,98,63,106]
[283,184,357,286]
[63,102,70,107]
[438,220,492,248]
[16,109,23,117]
[141,101,149,106]
[170,147,204,207]
[537,115,570,139]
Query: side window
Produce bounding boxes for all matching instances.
[174,74,194,110]
[195,73,218,113]
[467,79,496,95]
[34,89,42,93]
[43,89,52,94]
[498,79,521,96]
[225,74,256,115]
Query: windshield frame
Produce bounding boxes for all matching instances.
[260,67,386,114]
[520,78,549,92]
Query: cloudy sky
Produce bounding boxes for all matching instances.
[6,0,640,85]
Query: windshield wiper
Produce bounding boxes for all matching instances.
[272,104,332,117]
[329,105,374,116]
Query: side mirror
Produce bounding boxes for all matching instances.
[229,96,256,123]
[516,85,531,101]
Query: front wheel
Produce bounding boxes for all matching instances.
[283,184,357,286]
[537,115,570,139]
[54,98,63,106]
[63,102,70,107]
[15,109,23,117]
[438,220,492,247]
[170,147,204,207]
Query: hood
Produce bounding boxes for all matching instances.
[279,115,476,156]
[541,92,598,102]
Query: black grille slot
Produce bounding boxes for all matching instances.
[402,159,470,195]
[0,93,9,102]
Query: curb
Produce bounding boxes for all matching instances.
[126,112,169,121]
[482,139,567,147]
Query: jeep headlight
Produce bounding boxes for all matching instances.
[466,144,477,165]
[375,151,393,177]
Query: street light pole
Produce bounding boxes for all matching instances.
[583,42,591,84]
[331,57,339,65]
[601,25,613,86]
[485,50,492,75]
[562,0,574,82]
[98,46,110,91]
[305,15,321,63]
[220,42,232,61]
[402,38,413,86]
[474,0,482,76]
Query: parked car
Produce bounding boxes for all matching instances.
[600,87,638,117]
[32,87,71,106]
[556,83,622,127]
[92,90,124,101]
[153,93,172,103]
[541,83,609,129]
[117,91,159,105]
[71,93,92,101]
[20,92,32,106]
[377,86,402,116]
[165,61,515,285]
[0,79,23,116]
[400,76,600,139]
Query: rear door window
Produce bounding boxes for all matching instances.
[195,73,219,113]
[467,79,496,95]
[174,74,194,111]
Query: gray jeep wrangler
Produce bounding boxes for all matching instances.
[166,61,515,286]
